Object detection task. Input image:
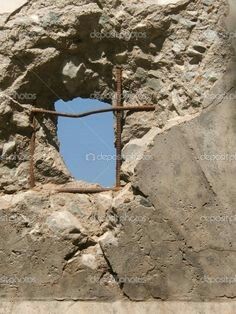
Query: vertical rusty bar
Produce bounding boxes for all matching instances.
[115,66,123,188]
[29,114,36,188]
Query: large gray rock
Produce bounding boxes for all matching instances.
[132,86,236,299]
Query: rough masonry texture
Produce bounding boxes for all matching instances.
[0,0,235,302]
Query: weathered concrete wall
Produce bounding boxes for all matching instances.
[1,301,236,314]
[0,0,235,306]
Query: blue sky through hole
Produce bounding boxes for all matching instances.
[55,98,116,187]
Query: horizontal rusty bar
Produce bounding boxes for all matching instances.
[31,106,155,118]
[56,187,120,194]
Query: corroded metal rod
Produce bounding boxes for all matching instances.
[57,187,120,194]
[115,67,123,188]
[29,114,36,188]
[31,106,155,118]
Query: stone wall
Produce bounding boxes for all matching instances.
[0,0,235,302]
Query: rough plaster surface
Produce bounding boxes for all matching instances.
[0,0,235,308]
[1,301,236,314]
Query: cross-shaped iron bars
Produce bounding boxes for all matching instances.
[29,67,155,193]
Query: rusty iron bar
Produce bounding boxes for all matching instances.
[29,114,36,188]
[115,67,123,188]
[56,187,120,194]
[31,106,155,118]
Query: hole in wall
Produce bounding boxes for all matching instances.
[55,97,116,187]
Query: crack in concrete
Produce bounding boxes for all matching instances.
[98,241,132,300]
